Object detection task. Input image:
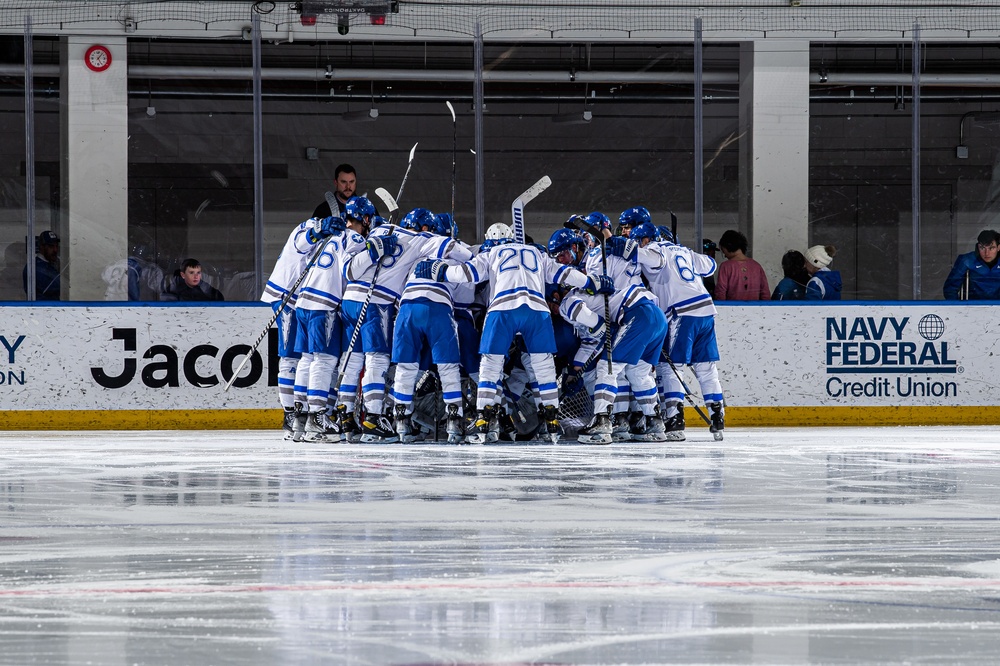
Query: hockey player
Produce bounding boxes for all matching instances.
[552,221,668,444]
[339,207,470,443]
[261,215,339,439]
[415,222,614,444]
[609,211,726,440]
[291,215,367,442]
[390,211,474,443]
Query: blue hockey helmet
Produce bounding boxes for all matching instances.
[432,212,456,237]
[345,196,376,222]
[656,225,675,243]
[370,215,387,230]
[400,207,435,231]
[629,221,658,243]
[619,206,652,230]
[584,211,612,236]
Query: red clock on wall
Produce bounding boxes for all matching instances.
[84,45,112,72]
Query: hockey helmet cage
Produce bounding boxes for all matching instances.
[485,222,515,243]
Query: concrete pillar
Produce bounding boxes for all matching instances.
[61,36,128,301]
[739,40,810,291]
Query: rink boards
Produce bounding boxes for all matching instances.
[0,301,996,429]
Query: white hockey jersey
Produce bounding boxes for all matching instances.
[638,241,718,317]
[344,226,464,307]
[260,220,324,306]
[443,242,590,314]
[295,230,367,311]
[399,238,475,307]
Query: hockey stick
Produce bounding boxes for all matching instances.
[223,237,331,392]
[660,350,713,429]
[391,142,418,223]
[511,175,552,244]
[961,269,970,301]
[334,145,417,401]
[374,187,398,218]
[445,101,457,222]
[670,210,678,244]
[565,214,613,373]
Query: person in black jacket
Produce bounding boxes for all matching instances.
[160,258,224,302]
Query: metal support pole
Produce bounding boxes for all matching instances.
[474,22,485,241]
[911,23,922,300]
[24,15,36,301]
[694,17,704,248]
[252,13,265,297]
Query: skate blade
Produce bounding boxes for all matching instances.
[713,431,724,441]
[578,436,612,445]
[664,431,686,442]
[466,434,486,444]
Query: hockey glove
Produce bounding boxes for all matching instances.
[366,234,398,263]
[414,259,447,281]
[606,236,638,262]
[307,216,344,243]
[563,366,584,397]
[583,274,615,296]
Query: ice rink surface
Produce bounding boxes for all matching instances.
[2,426,1000,665]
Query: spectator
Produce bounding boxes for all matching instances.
[311,163,357,219]
[772,250,810,300]
[160,258,224,301]
[943,229,1000,300]
[715,229,770,301]
[22,230,61,300]
[803,244,842,300]
[702,238,718,298]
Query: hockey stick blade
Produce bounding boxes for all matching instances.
[565,214,601,238]
[517,175,551,206]
[324,191,338,217]
[374,187,398,213]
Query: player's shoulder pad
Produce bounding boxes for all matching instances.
[349,232,365,244]
[587,247,601,258]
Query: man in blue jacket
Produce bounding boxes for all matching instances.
[22,231,61,300]
[943,230,1000,300]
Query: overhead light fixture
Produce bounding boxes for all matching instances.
[552,110,592,124]
[341,108,378,122]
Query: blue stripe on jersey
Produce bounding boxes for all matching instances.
[494,285,544,301]
[553,265,569,283]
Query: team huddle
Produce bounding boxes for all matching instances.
[261,197,726,445]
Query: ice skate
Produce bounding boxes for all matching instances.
[467,406,498,444]
[611,413,631,442]
[577,411,612,445]
[445,404,465,444]
[336,404,361,443]
[361,412,400,443]
[662,404,686,442]
[291,401,307,442]
[633,406,667,442]
[497,408,518,442]
[626,411,646,440]
[304,411,341,443]
[282,406,296,441]
[394,405,420,443]
[540,405,561,444]
[708,401,725,441]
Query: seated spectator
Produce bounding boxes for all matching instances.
[943,229,1000,300]
[803,244,842,300]
[772,250,810,301]
[160,258,224,302]
[715,229,770,301]
[22,230,61,301]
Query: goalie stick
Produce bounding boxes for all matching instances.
[510,175,552,244]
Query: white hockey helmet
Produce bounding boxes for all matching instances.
[485,222,514,243]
